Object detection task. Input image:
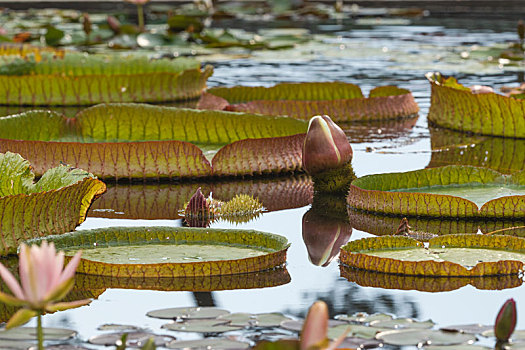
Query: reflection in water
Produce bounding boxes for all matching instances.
[90,175,313,220]
[340,116,419,144]
[193,292,216,307]
[302,193,352,267]
[428,126,525,174]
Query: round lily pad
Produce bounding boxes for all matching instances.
[339,337,383,349]
[335,313,393,323]
[147,307,230,320]
[327,324,387,340]
[166,338,250,349]
[89,332,175,347]
[97,324,142,332]
[376,329,476,346]
[425,345,490,350]
[340,234,525,277]
[26,226,289,278]
[29,346,91,350]
[370,318,435,329]
[0,327,77,341]
[218,313,292,328]
[280,319,346,332]
[162,319,242,334]
[0,340,33,350]
[348,165,525,219]
[482,329,525,339]
[441,324,493,335]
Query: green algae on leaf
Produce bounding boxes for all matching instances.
[199,82,419,121]
[0,152,106,256]
[0,52,212,105]
[27,226,289,278]
[348,165,525,219]
[340,234,525,277]
[427,72,525,138]
[0,104,308,180]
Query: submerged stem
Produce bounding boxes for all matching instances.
[137,4,145,32]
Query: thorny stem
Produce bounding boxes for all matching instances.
[137,4,145,32]
[485,225,525,235]
[37,313,44,350]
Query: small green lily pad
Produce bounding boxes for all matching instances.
[482,329,525,339]
[327,324,387,340]
[279,319,346,332]
[97,324,142,332]
[0,327,77,341]
[166,338,250,349]
[335,313,393,323]
[162,319,242,334]
[89,332,175,347]
[0,340,33,350]
[146,307,230,320]
[425,345,490,350]
[29,346,90,350]
[441,324,492,334]
[370,318,435,329]
[218,313,292,327]
[376,329,476,346]
[339,337,383,349]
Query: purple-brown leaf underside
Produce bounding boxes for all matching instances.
[212,133,305,176]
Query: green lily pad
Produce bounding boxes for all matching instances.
[0,340,33,350]
[166,338,250,349]
[334,313,393,323]
[97,324,142,331]
[0,152,106,256]
[279,319,346,332]
[327,324,387,340]
[440,324,493,334]
[26,226,289,278]
[89,332,175,347]
[0,52,212,105]
[427,72,525,138]
[200,83,419,122]
[348,165,525,219]
[370,318,435,329]
[162,319,242,333]
[425,345,490,350]
[376,329,476,346]
[147,307,230,320]
[217,313,292,327]
[0,104,307,180]
[0,327,77,341]
[482,329,525,339]
[340,234,525,277]
[29,346,90,350]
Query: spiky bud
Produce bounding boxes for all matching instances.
[184,187,211,227]
[495,298,517,343]
[396,217,411,235]
[302,115,353,175]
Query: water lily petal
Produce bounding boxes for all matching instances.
[44,277,75,304]
[5,308,37,329]
[18,244,38,304]
[0,290,26,307]
[59,251,82,285]
[300,301,329,350]
[45,298,91,313]
[0,261,25,300]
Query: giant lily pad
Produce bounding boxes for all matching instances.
[0,52,212,105]
[340,265,523,292]
[26,226,289,278]
[198,82,419,121]
[427,72,525,138]
[0,152,106,256]
[347,165,525,219]
[340,234,525,277]
[0,103,308,180]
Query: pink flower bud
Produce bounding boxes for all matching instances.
[495,298,517,342]
[302,115,353,175]
[184,187,211,227]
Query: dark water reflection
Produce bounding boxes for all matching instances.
[18,14,525,343]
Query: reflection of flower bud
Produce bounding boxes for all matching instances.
[302,208,352,267]
[495,298,517,343]
[82,13,91,37]
[302,115,353,175]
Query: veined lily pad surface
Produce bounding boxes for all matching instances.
[0,52,213,105]
[26,226,289,278]
[199,82,419,121]
[348,165,525,219]
[427,72,525,138]
[340,234,525,277]
[0,103,308,180]
[0,151,106,256]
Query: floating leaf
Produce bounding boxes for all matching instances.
[440,324,493,335]
[201,83,419,121]
[166,338,250,349]
[370,318,435,329]
[348,165,525,219]
[0,104,307,180]
[162,319,242,333]
[327,324,387,340]
[0,152,106,256]
[425,346,490,350]
[334,313,393,324]
[376,329,476,346]
[0,52,212,105]
[482,329,525,340]
[340,234,525,277]
[147,307,230,320]
[280,319,347,332]
[97,324,142,332]
[217,313,292,327]
[26,226,289,278]
[0,327,77,341]
[340,265,523,292]
[89,332,175,347]
[338,337,383,349]
[427,72,525,138]
[29,346,90,350]
[0,340,33,350]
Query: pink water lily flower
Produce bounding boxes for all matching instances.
[0,241,90,329]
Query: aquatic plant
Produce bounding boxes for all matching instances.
[0,152,106,256]
[495,298,517,343]
[0,241,89,349]
[199,82,419,122]
[302,115,355,193]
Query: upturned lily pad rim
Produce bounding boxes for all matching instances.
[25,226,290,278]
[340,234,525,277]
[348,165,525,219]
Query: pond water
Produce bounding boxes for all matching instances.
[14,14,525,347]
